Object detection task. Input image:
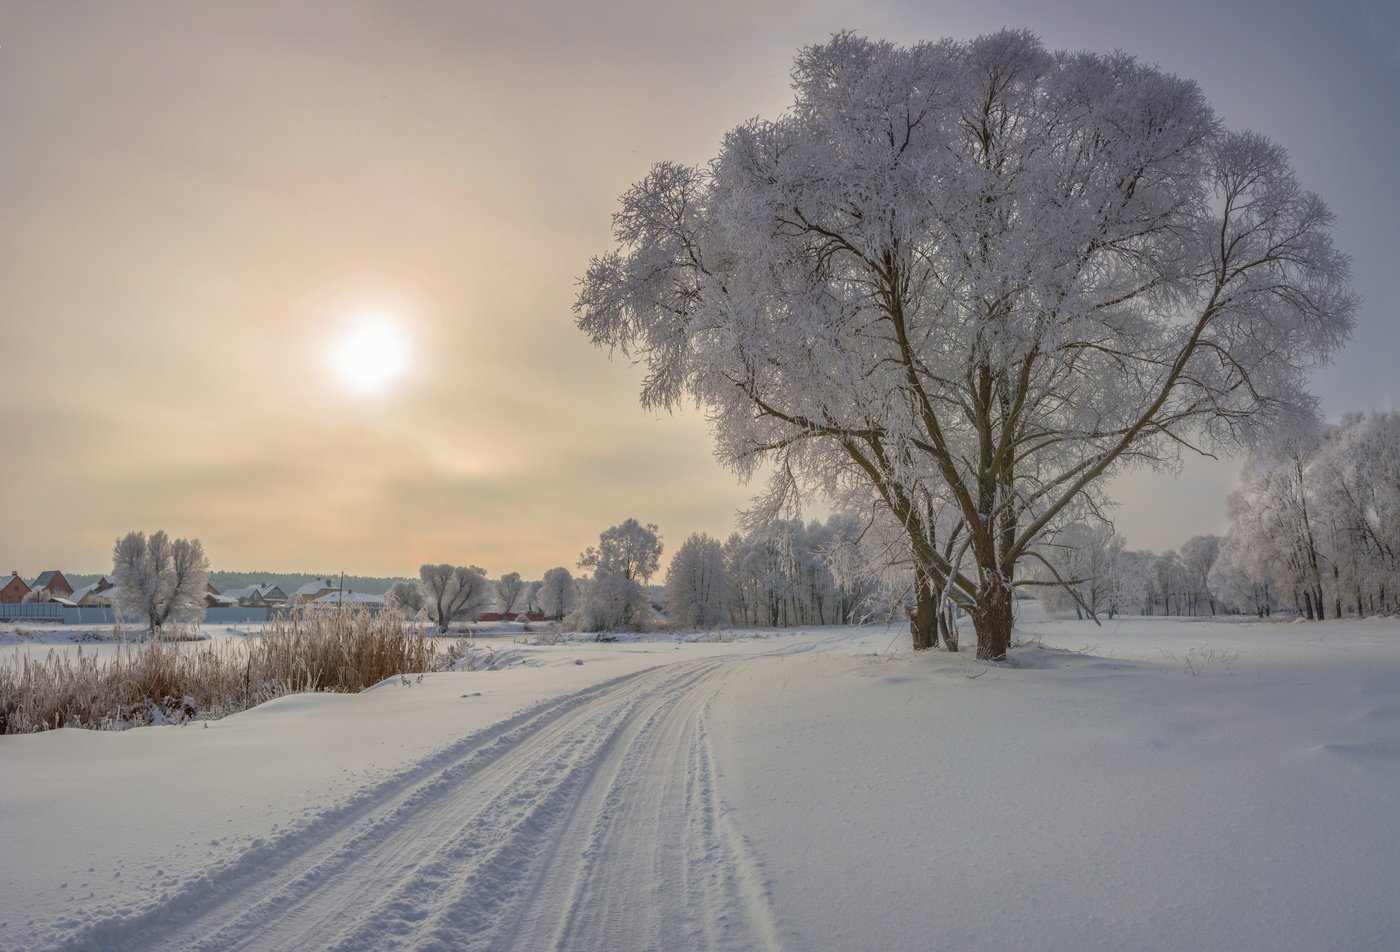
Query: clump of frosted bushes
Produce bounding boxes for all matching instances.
[0,607,467,734]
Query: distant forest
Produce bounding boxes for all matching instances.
[60,572,414,597]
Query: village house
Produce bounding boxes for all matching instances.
[296,578,342,604]
[203,582,237,609]
[222,583,290,607]
[1,572,31,605]
[31,571,75,599]
[69,576,118,607]
[312,590,384,606]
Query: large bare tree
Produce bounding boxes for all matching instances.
[576,30,1355,658]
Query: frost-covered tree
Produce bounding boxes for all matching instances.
[111,530,210,635]
[385,579,428,618]
[578,519,663,583]
[1179,535,1221,615]
[575,519,664,634]
[538,566,577,620]
[494,571,525,615]
[524,579,544,613]
[718,515,882,631]
[576,31,1355,658]
[665,533,728,629]
[575,572,652,634]
[1030,523,1138,619]
[418,564,491,633]
[1214,412,1400,619]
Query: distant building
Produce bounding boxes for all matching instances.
[203,582,237,609]
[312,590,384,606]
[296,578,342,604]
[223,583,289,607]
[1,572,31,605]
[474,611,548,623]
[70,576,119,606]
[32,571,75,599]
[254,583,290,604]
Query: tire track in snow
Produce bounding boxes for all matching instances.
[49,657,779,952]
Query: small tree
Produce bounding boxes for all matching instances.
[112,530,210,636]
[524,579,544,613]
[495,571,525,616]
[385,579,428,618]
[538,566,578,620]
[418,564,491,633]
[578,572,652,633]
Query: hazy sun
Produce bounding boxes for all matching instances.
[331,311,411,395]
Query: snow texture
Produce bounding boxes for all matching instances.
[3,614,1398,951]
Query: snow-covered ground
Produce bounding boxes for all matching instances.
[2,614,1397,951]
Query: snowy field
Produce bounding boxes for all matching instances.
[2,612,1398,951]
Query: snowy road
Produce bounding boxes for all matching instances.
[48,657,779,952]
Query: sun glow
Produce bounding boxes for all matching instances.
[330,311,411,396]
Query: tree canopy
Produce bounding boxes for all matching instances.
[577,29,1355,658]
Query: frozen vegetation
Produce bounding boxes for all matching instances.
[2,609,1398,951]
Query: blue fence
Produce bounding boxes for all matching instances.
[0,602,63,620]
[0,604,272,626]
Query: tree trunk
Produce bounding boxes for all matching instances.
[939,605,959,652]
[910,568,937,651]
[973,574,1012,661]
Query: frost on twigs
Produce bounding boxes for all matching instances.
[577,29,1356,661]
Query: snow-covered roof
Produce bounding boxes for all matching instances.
[313,591,384,605]
[34,570,67,589]
[298,578,339,596]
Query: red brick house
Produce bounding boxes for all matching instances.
[1,572,30,605]
[32,570,74,599]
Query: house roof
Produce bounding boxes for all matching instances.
[298,578,339,596]
[313,591,384,604]
[34,570,67,589]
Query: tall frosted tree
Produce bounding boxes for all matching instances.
[538,566,578,620]
[494,571,525,615]
[664,533,727,629]
[576,30,1355,658]
[112,530,210,636]
[578,518,663,583]
[577,519,663,633]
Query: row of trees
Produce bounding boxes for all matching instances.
[1211,412,1400,619]
[1032,526,1223,620]
[1032,415,1400,622]
[665,516,882,632]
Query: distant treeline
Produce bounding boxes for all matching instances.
[61,571,414,597]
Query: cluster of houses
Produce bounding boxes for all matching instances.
[1,572,386,610]
[4,571,553,624]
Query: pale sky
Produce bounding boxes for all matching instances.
[1,0,1396,578]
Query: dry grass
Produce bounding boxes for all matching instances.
[0,607,461,734]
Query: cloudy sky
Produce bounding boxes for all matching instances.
[1,0,1396,578]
